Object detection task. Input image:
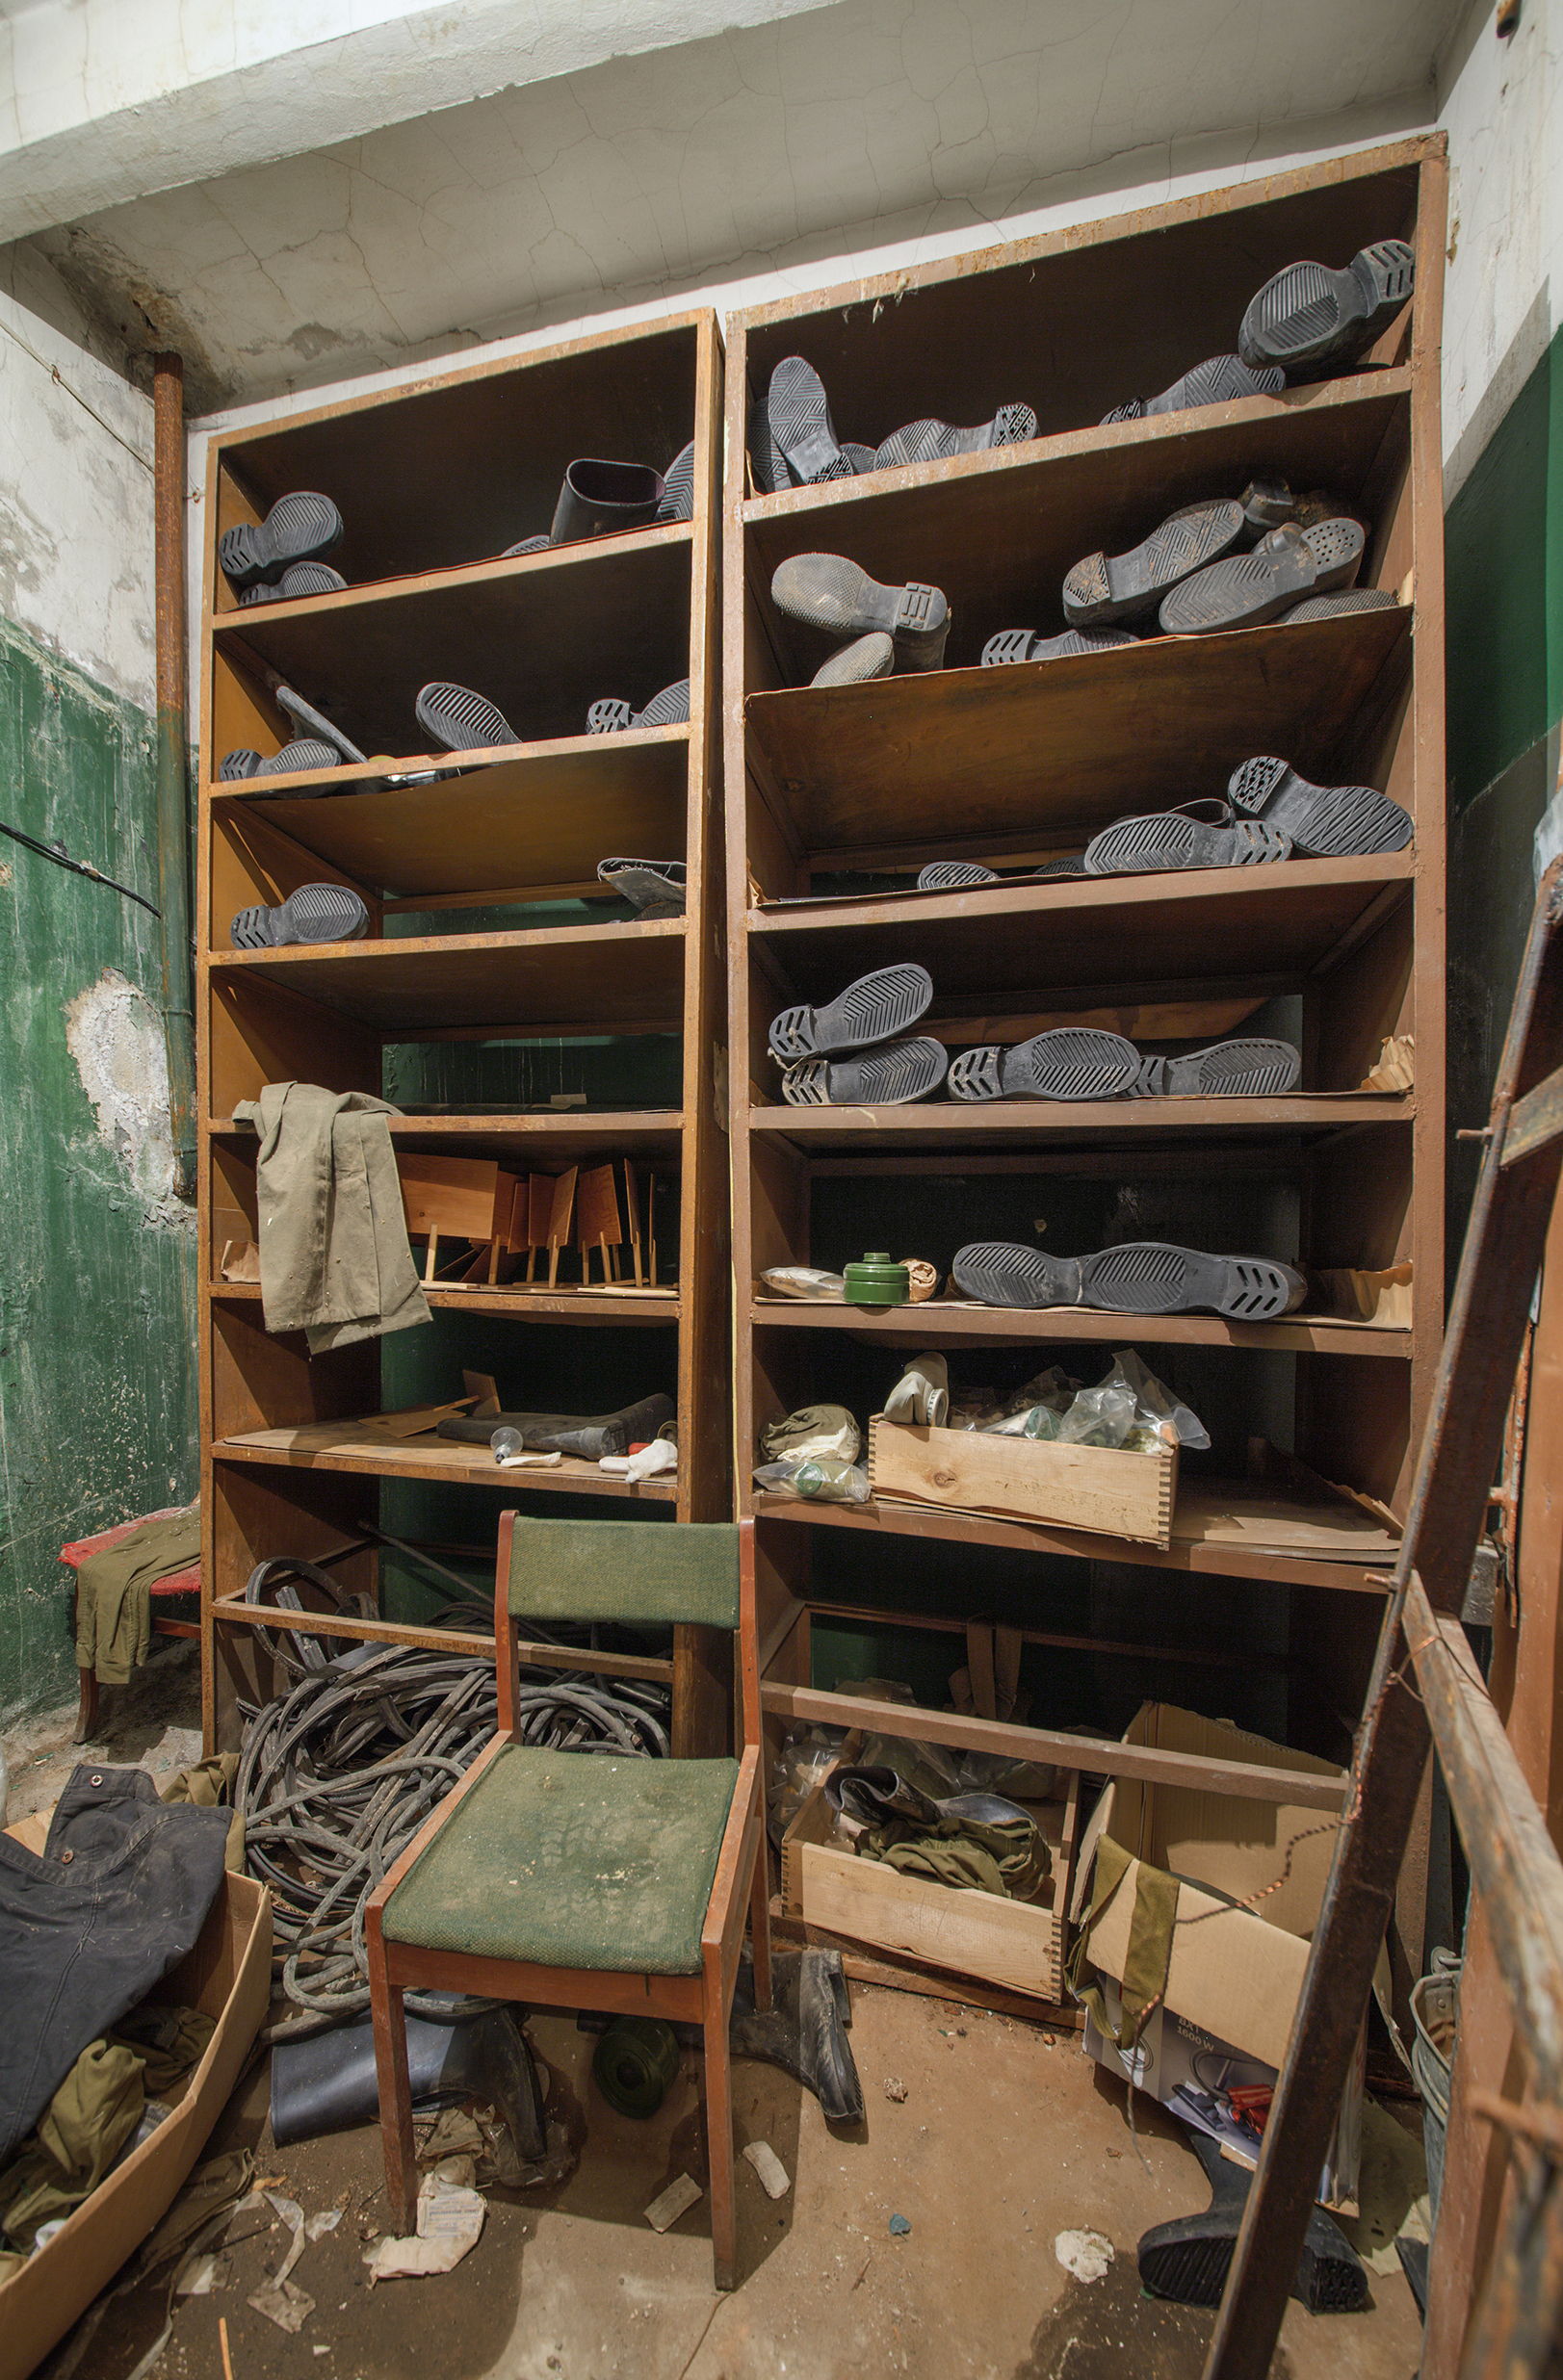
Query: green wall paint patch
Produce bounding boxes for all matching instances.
[1446,327,1563,814]
[0,618,197,1722]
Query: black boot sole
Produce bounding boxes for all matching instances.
[1134,1037,1301,1097]
[416,683,519,753]
[230,885,369,947]
[1101,354,1284,426]
[947,1028,1139,1102]
[769,963,933,1062]
[980,627,1136,664]
[772,555,950,671]
[219,493,343,592]
[951,1239,1305,1318]
[1159,517,1363,635]
[1063,500,1244,627]
[873,404,1035,469]
[1228,756,1413,856]
[781,1037,948,1105]
[1239,240,1416,377]
[768,358,853,485]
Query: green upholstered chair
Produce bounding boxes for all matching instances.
[366,1513,770,2289]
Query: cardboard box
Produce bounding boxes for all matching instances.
[1069,1703,1361,2207]
[781,1752,1080,2004]
[868,1415,1178,1547]
[0,1851,272,2380]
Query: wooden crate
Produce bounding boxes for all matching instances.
[780,1758,1080,2004]
[868,1415,1178,1548]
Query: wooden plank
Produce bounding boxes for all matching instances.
[746,852,1414,1000]
[756,1300,1412,1360]
[209,918,687,1035]
[744,608,1409,861]
[749,1094,1412,1150]
[213,1424,677,1500]
[867,1415,1177,1547]
[212,728,688,902]
[759,1680,1346,1808]
[767,1909,1083,2027]
[207,1596,672,1682]
[1503,1063,1563,1169]
[397,1152,506,1240]
[798,1840,1061,2002]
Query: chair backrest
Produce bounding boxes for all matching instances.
[502,1515,740,1628]
[495,1514,758,1754]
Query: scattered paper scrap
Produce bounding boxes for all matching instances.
[645,2174,702,2234]
[364,2175,485,2284]
[249,2194,316,2333]
[742,2142,791,2200]
[1055,2229,1114,2284]
[889,2213,911,2238]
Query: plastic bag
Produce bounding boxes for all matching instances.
[1057,1382,1137,1447]
[760,1266,846,1301]
[1100,1348,1210,1450]
[752,1457,871,1504]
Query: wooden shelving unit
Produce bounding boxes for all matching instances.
[724,138,1446,1812]
[196,312,731,1756]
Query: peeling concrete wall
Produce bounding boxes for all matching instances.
[0,262,195,1724]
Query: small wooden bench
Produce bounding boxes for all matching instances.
[61,1509,200,1741]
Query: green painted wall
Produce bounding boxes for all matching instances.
[0,618,198,1722]
[1446,329,1563,1269]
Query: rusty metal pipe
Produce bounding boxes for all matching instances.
[154,350,195,1202]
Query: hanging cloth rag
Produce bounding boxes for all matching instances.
[74,1503,200,1686]
[233,1083,430,1355]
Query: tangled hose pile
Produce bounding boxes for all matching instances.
[236,1557,670,2024]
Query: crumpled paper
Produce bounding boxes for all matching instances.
[248,2193,315,2333]
[363,2172,485,2284]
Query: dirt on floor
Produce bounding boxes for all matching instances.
[34,1987,1424,2380]
[4,1641,204,1824]
[12,1667,1425,2380]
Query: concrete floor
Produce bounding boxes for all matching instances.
[40,1989,1423,2380]
[12,1660,1426,2380]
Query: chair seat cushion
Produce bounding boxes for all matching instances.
[382,1746,741,1975]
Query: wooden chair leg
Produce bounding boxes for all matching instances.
[749,1824,772,2013]
[74,1667,98,1745]
[703,1960,738,2291]
[367,1916,419,2237]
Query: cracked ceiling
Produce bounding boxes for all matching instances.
[24,0,1470,412]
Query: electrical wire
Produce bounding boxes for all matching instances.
[235,1566,670,2025]
[0,815,160,915]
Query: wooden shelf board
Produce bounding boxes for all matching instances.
[744,608,1411,862]
[747,853,1414,998]
[212,727,688,904]
[207,1597,674,1684]
[210,1110,686,1162]
[756,1676,1348,1806]
[743,375,1409,679]
[214,1424,677,1499]
[213,312,701,589]
[751,1489,1394,1594]
[749,1301,1412,1358]
[205,918,686,1033]
[210,1282,679,1324]
[212,524,692,756]
[748,1094,1412,1151]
